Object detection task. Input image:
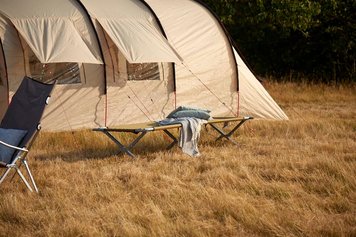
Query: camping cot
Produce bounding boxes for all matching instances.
[94,116,254,158]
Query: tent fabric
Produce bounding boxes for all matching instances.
[145,0,238,116]
[0,13,25,94]
[80,0,181,63]
[10,18,102,64]
[0,0,102,64]
[40,64,106,131]
[234,49,288,120]
[0,0,288,132]
[96,31,175,127]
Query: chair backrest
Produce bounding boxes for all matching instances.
[0,76,55,148]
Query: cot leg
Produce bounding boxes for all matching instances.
[209,118,251,145]
[220,119,249,140]
[209,123,238,145]
[103,131,136,158]
[128,131,147,150]
[163,129,178,150]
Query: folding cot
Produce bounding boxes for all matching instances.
[93,116,253,158]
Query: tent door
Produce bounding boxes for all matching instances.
[0,39,8,120]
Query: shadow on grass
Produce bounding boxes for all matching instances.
[34,139,176,162]
[33,129,240,163]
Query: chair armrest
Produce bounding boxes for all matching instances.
[0,140,28,152]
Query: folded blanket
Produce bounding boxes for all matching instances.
[159,117,206,157]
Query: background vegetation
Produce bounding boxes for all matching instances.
[202,0,355,83]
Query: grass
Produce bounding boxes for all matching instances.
[0,82,355,237]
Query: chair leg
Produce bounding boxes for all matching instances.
[0,167,12,185]
[15,167,33,192]
[10,160,22,182]
[23,159,38,193]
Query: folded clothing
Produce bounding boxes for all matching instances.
[159,118,205,157]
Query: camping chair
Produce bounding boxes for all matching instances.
[0,76,55,192]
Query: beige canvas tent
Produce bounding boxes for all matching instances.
[0,0,288,131]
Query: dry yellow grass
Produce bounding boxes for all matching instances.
[0,82,355,237]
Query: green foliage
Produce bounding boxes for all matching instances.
[200,0,236,24]
[201,0,355,83]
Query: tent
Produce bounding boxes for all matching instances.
[0,0,288,131]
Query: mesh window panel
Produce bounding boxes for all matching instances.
[127,63,160,81]
[29,54,81,84]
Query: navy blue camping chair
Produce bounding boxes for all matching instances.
[0,77,55,192]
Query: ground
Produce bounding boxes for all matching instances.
[0,82,355,237]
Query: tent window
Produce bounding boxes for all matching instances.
[28,54,81,84]
[127,63,160,81]
[112,45,162,82]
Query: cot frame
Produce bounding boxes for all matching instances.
[93,116,253,158]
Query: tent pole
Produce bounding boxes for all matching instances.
[14,31,28,76]
[75,0,108,126]
[0,38,9,105]
[101,30,116,126]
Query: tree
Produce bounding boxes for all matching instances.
[201,0,356,83]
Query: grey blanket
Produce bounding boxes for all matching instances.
[158,118,206,157]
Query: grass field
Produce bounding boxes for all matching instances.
[0,82,355,237]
